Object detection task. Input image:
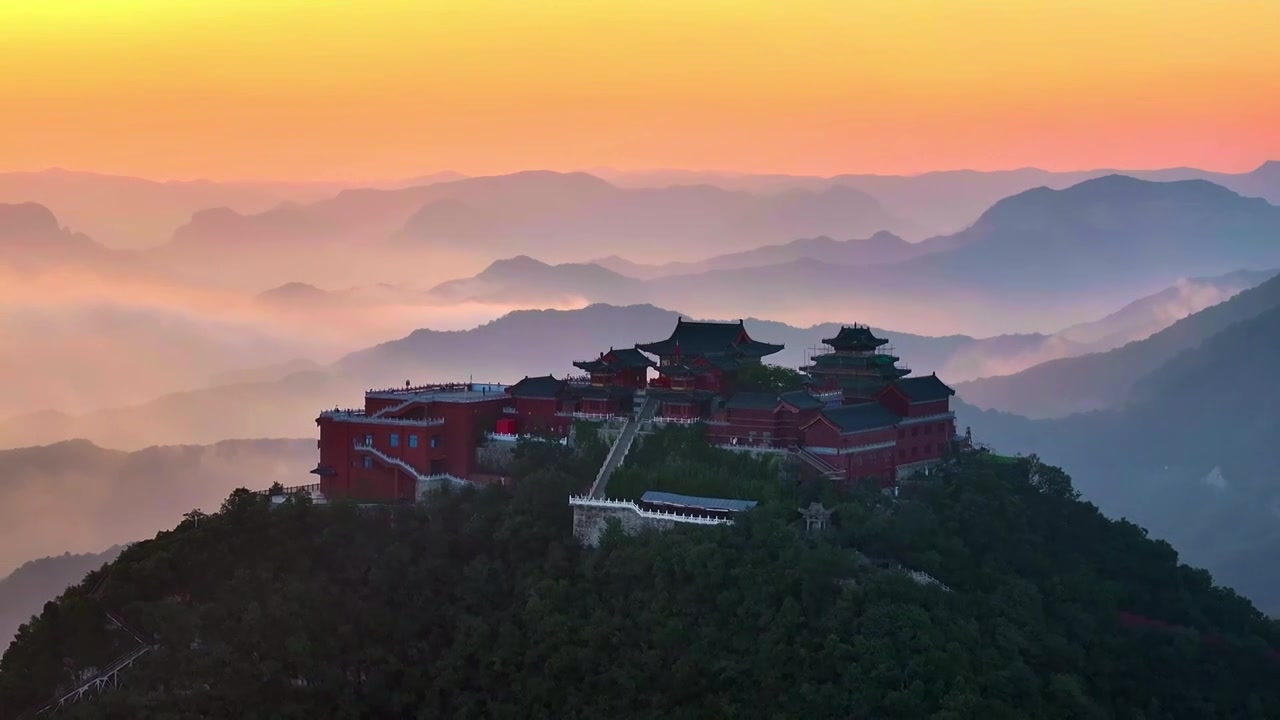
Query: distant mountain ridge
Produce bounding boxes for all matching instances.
[425,176,1280,336]
[956,268,1280,418]
[162,170,919,264]
[955,272,1280,614]
[590,231,930,279]
[0,438,314,582]
[0,271,1252,452]
[0,546,124,648]
[599,161,1280,236]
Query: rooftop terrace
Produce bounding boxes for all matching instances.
[365,382,510,404]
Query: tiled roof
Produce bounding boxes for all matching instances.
[891,374,956,403]
[605,347,656,369]
[507,375,568,398]
[723,389,824,411]
[572,385,634,399]
[779,390,824,410]
[724,391,783,410]
[574,347,656,373]
[818,402,901,434]
[640,491,758,513]
[655,364,697,377]
[822,325,888,349]
[636,318,783,358]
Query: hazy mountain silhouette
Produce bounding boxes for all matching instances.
[422,177,1280,336]
[1053,269,1275,348]
[0,304,1064,450]
[600,161,1280,237]
[590,231,928,279]
[0,280,1236,453]
[0,438,314,580]
[164,171,917,265]
[956,280,1280,613]
[0,546,123,647]
[0,169,356,250]
[427,256,645,304]
[396,175,921,261]
[955,269,1280,418]
[0,202,125,273]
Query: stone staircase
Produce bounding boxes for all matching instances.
[589,396,658,498]
[371,395,420,418]
[794,446,844,481]
[26,573,156,718]
[353,442,469,493]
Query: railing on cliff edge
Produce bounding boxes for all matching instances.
[25,565,158,718]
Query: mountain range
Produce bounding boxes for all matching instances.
[427,176,1280,335]
[0,546,123,648]
[166,171,918,264]
[6,163,1277,264]
[589,230,937,279]
[0,438,314,581]
[599,161,1280,233]
[955,270,1280,614]
[0,169,465,250]
[956,268,1280,418]
[2,265,1266,452]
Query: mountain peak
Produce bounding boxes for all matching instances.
[0,202,61,237]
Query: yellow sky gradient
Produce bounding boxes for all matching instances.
[2,0,1278,181]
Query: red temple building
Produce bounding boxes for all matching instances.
[313,318,957,501]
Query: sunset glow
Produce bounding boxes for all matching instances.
[2,0,1279,180]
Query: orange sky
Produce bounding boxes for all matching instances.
[2,0,1278,181]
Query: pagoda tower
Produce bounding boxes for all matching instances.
[802,325,910,402]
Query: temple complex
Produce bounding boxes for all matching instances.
[312,318,957,501]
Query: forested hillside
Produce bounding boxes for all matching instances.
[0,547,123,649]
[2,442,1278,719]
[956,292,1280,615]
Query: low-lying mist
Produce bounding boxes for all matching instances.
[0,265,552,420]
[0,439,316,581]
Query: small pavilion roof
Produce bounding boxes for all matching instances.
[822,325,889,349]
[574,347,655,373]
[507,375,569,398]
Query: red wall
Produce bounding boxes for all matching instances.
[363,397,402,415]
[316,395,511,501]
[892,417,955,466]
[904,399,950,417]
[710,406,781,445]
[436,398,509,477]
[512,397,574,436]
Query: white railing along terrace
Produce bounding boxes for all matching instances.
[320,411,446,427]
[352,441,473,488]
[367,381,507,395]
[568,496,733,526]
[485,433,569,445]
[555,411,625,420]
[649,416,703,426]
[365,382,510,405]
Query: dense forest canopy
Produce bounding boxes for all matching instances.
[734,362,809,394]
[2,432,1279,719]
